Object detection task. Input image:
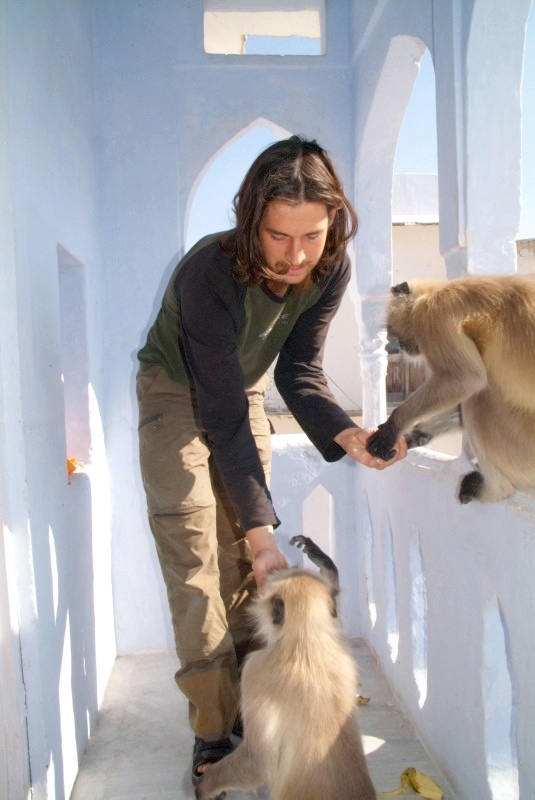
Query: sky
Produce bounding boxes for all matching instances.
[187,10,534,249]
[520,6,535,240]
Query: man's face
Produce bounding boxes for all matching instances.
[258,201,331,295]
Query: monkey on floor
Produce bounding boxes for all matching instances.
[195,535,377,800]
[366,276,535,503]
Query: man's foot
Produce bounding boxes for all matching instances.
[192,736,233,787]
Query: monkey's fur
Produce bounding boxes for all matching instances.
[366,276,535,503]
[195,536,376,800]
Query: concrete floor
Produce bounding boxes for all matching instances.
[70,639,460,800]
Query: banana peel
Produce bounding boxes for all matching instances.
[379,767,444,799]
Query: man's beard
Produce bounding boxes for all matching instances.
[260,259,314,280]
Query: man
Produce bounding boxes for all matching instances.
[136,135,406,785]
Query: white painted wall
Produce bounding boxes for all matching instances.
[270,438,535,800]
[0,1,115,797]
[1,1,534,798]
[393,222,535,286]
[358,448,535,800]
[393,222,447,283]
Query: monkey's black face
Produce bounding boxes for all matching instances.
[271,594,285,626]
[397,335,420,356]
[387,328,420,357]
[252,568,339,646]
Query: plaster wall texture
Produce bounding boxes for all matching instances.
[0,1,534,799]
[271,437,535,800]
[392,174,439,224]
[517,238,535,274]
[392,223,535,286]
[0,1,115,798]
[392,223,447,283]
[359,447,535,800]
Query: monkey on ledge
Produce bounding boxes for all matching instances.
[366,275,535,504]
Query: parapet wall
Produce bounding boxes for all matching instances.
[270,435,535,800]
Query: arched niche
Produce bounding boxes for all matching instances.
[185,118,291,251]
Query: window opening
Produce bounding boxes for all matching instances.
[244,35,322,56]
[203,0,325,56]
[57,245,91,470]
[517,4,535,245]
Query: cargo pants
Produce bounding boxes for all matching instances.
[136,365,271,740]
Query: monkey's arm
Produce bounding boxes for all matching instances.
[289,535,339,591]
[368,322,487,460]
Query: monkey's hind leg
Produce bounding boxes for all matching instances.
[289,535,339,590]
[460,393,525,503]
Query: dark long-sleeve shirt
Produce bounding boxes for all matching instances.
[138,232,357,531]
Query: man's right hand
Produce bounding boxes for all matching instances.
[246,526,288,589]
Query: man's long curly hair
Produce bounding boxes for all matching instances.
[221,136,358,286]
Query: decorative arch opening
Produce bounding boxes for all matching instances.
[354,34,428,428]
[386,41,462,457]
[185,118,290,251]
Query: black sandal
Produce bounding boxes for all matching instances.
[231,712,243,739]
[192,736,233,788]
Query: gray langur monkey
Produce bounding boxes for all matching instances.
[366,276,535,503]
[195,535,377,800]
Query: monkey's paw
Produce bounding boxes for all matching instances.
[366,421,398,460]
[289,534,308,548]
[405,428,432,449]
[290,536,330,571]
[458,471,484,503]
[289,535,322,559]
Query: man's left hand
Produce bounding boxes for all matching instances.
[335,427,407,469]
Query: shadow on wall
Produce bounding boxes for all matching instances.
[30,471,99,798]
